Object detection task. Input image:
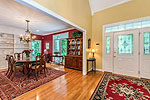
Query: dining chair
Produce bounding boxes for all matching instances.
[5,55,12,76]
[8,56,24,81]
[14,53,21,60]
[28,54,47,81]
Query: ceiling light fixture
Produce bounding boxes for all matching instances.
[20,20,35,43]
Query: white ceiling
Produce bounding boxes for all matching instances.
[89,0,132,15]
[0,0,73,35]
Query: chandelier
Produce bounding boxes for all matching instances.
[20,20,34,43]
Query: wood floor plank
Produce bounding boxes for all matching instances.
[3,64,104,100]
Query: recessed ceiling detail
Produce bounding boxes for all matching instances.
[89,0,132,15]
[0,0,73,35]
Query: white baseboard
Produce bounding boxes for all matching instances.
[96,68,104,72]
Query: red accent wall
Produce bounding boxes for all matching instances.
[32,29,80,55]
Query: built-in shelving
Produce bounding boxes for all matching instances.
[0,33,29,68]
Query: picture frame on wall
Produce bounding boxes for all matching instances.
[46,42,49,49]
[88,38,91,49]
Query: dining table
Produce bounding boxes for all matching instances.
[15,57,40,74]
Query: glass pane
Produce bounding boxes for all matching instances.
[133,22,141,29]
[142,20,150,28]
[61,39,67,57]
[106,36,111,54]
[105,27,112,33]
[31,41,41,57]
[118,34,133,54]
[144,32,150,55]
[111,26,118,32]
[54,39,60,53]
[125,23,133,30]
[118,25,125,31]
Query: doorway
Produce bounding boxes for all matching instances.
[103,28,150,79]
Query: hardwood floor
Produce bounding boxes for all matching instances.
[11,63,104,100]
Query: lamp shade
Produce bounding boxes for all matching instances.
[92,49,95,53]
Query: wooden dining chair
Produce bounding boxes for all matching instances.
[28,54,47,81]
[5,55,12,76]
[8,56,24,81]
[14,53,21,60]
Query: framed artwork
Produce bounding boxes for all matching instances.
[88,38,91,49]
[46,42,49,49]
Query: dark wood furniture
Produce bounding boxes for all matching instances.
[65,37,83,70]
[8,56,23,80]
[87,58,96,74]
[15,57,40,74]
[28,55,47,81]
[14,53,21,60]
[5,55,12,76]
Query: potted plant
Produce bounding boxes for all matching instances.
[71,31,82,38]
[22,49,32,57]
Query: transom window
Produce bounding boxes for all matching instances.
[105,20,150,33]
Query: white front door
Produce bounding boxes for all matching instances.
[103,33,114,72]
[114,30,139,77]
[140,28,150,79]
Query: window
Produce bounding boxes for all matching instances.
[106,36,111,54]
[31,40,41,57]
[118,34,133,54]
[105,19,150,33]
[144,32,150,55]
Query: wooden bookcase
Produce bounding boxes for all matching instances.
[65,37,83,70]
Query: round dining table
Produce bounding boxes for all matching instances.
[15,57,40,74]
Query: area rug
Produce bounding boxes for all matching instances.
[0,68,67,100]
[91,74,150,100]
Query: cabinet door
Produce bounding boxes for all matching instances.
[72,57,76,68]
[76,58,82,70]
[65,57,70,67]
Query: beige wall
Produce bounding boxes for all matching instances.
[92,0,150,69]
[34,0,92,58]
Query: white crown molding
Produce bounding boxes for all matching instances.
[42,28,75,35]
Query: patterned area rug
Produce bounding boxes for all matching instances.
[91,74,150,100]
[0,68,67,100]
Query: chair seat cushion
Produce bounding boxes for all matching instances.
[16,62,24,67]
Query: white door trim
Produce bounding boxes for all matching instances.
[15,0,87,75]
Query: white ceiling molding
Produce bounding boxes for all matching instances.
[89,0,132,16]
[39,28,75,35]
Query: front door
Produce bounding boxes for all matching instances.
[113,30,139,77]
[103,32,114,72]
[140,28,150,79]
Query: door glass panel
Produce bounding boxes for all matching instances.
[106,36,111,54]
[31,41,41,57]
[144,32,150,55]
[118,34,133,54]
